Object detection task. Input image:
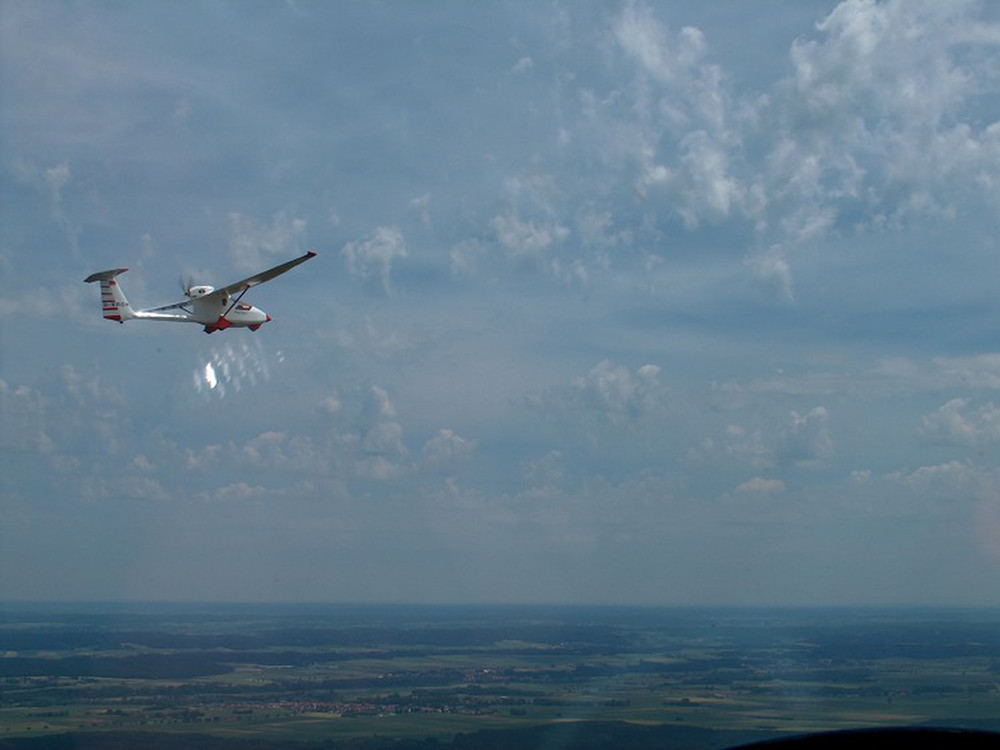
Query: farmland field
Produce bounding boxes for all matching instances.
[1,604,998,749]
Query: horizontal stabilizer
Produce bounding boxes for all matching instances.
[84,268,129,283]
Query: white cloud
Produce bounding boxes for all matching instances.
[678,130,743,227]
[610,2,744,232]
[735,477,785,495]
[361,421,405,457]
[357,386,407,469]
[213,482,270,503]
[524,450,565,489]
[13,159,80,256]
[615,3,707,84]
[0,284,89,320]
[887,460,976,496]
[850,469,872,483]
[745,247,795,302]
[320,392,342,415]
[569,360,663,425]
[186,431,328,476]
[341,226,408,296]
[760,0,1000,244]
[449,239,485,279]
[724,424,774,470]
[0,379,53,454]
[782,406,833,466]
[922,398,1000,445]
[356,455,401,481]
[491,213,569,269]
[931,355,1000,391]
[228,211,307,272]
[409,192,431,226]
[873,355,1000,393]
[13,159,70,207]
[511,56,533,74]
[422,429,476,469]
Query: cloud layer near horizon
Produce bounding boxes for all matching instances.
[3,0,1000,605]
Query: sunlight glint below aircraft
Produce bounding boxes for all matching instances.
[84,251,317,333]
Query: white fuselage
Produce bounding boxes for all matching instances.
[137,291,270,332]
[123,284,271,332]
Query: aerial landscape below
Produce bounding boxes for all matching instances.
[1,604,998,749]
[4,2,1000,746]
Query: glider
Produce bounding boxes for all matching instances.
[84,251,317,334]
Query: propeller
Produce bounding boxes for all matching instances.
[179,273,197,298]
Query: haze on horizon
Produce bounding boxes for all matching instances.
[2,0,1000,607]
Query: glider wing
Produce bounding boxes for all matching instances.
[202,250,317,304]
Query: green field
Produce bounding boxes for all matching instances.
[1,605,998,748]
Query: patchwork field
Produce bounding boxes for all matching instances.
[1,605,998,749]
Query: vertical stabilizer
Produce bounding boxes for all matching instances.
[83,268,134,322]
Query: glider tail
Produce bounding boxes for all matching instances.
[83,268,135,323]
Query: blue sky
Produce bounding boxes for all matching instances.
[3,0,1000,605]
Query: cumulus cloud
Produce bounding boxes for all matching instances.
[358,385,407,467]
[609,2,744,230]
[449,239,485,279]
[569,361,663,425]
[678,130,743,228]
[0,379,53,454]
[525,361,667,460]
[422,429,477,469]
[604,0,1000,296]
[491,213,569,269]
[757,0,1000,254]
[409,193,431,226]
[341,226,408,296]
[745,247,795,302]
[615,3,708,84]
[524,450,566,489]
[228,210,307,272]
[931,355,1000,391]
[0,370,184,509]
[185,431,327,476]
[0,284,89,321]
[887,460,976,496]
[13,159,80,256]
[724,424,774,470]
[922,398,1000,445]
[320,392,342,415]
[782,406,833,466]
